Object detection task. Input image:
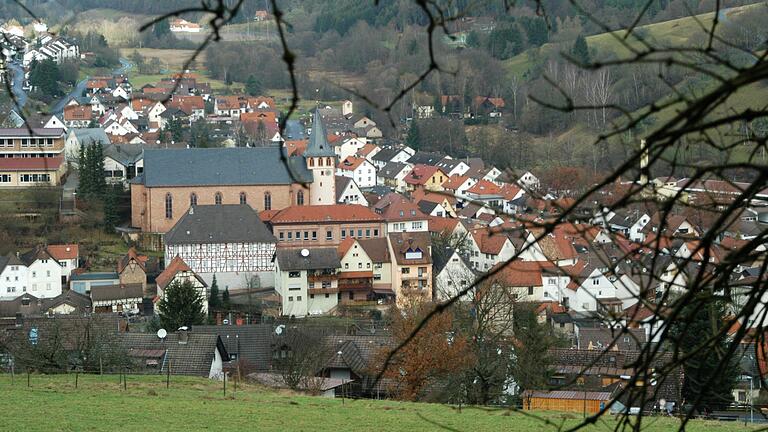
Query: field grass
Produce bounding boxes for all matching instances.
[504,3,763,78]
[0,374,757,432]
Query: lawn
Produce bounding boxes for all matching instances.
[0,374,757,432]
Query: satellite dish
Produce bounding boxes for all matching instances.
[157,328,167,339]
[275,324,285,335]
[300,248,310,257]
[178,326,189,331]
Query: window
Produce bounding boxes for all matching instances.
[297,190,304,206]
[287,232,293,239]
[365,229,371,237]
[312,231,317,241]
[528,286,534,295]
[592,278,600,285]
[279,232,284,240]
[325,293,330,298]
[215,192,223,205]
[0,174,11,183]
[374,229,379,236]
[190,193,197,206]
[288,271,301,278]
[345,263,349,269]
[165,193,173,219]
[366,263,371,269]
[358,263,362,269]
[341,229,346,239]
[297,296,302,301]
[412,221,423,230]
[326,230,332,240]
[402,268,410,274]
[348,292,354,300]
[357,229,363,237]
[310,294,314,299]
[46,270,50,277]
[295,231,301,240]
[288,296,293,302]
[239,192,247,205]
[264,192,271,210]
[303,231,309,240]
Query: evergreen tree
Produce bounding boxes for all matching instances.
[208,274,221,311]
[222,287,230,310]
[153,19,171,38]
[406,121,421,151]
[102,185,120,232]
[90,142,106,198]
[77,143,90,194]
[669,298,739,409]
[157,279,206,330]
[571,34,590,65]
[245,74,262,96]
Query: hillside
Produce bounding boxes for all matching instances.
[1,375,759,431]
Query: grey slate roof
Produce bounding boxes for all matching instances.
[371,146,402,163]
[377,162,409,179]
[164,204,277,245]
[417,200,440,215]
[276,248,340,271]
[103,144,143,167]
[194,324,275,370]
[0,291,93,318]
[142,147,313,187]
[90,283,144,302]
[304,109,336,158]
[0,254,24,274]
[335,176,352,201]
[120,332,228,376]
[407,151,445,166]
[0,128,66,137]
[68,128,111,146]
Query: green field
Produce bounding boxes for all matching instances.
[0,375,756,432]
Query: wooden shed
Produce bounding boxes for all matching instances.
[522,390,613,414]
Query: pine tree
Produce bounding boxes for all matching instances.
[245,74,262,96]
[157,279,206,330]
[222,287,230,310]
[103,185,120,232]
[406,121,421,151]
[669,298,739,409]
[208,274,221,311]
[90,142,106,198]
[571,34,590,65]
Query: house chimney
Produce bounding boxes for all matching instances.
[178,326,189,344]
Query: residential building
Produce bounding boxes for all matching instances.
[275,247,341,316]
[0,127,67,188]
[376,161,412,192]
[120,331,228,379]
[468,228,516,271]
[335,176,369,206]
[269,204,385,248]
[117,248,148,297]
[336,155,377,188]
[434,249,476,301]
[388,232,433,305]
[91,283,143,314]
[64,128,111,164]
[370,145,414,169]
[103,143,143,187]
[372,192,429,233]
[19,246,63,299]
[403,164,448,192]
[69,272,119,295]
[45,244,79,283]
[156,255,209,313]
[0,254,27,300]
[62,105,93,128]
[164,205,278,291]
[434,157,470,177]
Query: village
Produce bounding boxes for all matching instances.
[0,8,766,424]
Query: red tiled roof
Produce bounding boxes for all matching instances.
[63,105,92,121]
[156,255,193,290]
[337,237,357,258]
[259,209,281,222]
[372,193,428,222]
[0,156,63,171]
[472,229,509,255]
[404,164,445,185]
[357,143,378,157]
[442,175,470,190]
[246,96,276,110]
[216,96,242,110]
[466,179,502,196]
[338,156,369,171]
[284,140,308,156]
[427,216,459,235]
[500,183,522,200]
[46,244,79,260]
[86,79,109,89]
[490,261,544,287]
[270,205,382,224]
[241,111,277,125]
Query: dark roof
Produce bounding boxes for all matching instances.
[70,272,119,281]
[388,232,432,265]
[193,324,274,370]
[305,109,335,158]
[276,248,340,271]
[406,151,445,166]
[142,148,312,187]
[90,284,144,302]
[377,162,409,179]
[103,144,143,166]
[335,176,352,201]
[371,146,403,163]
[164,205,277,245]
[577,327,648,351]
[19,245,57,266]
[417,200,440,214]
[523,390,613,401]
[120,332,228,376]
[0,254,24,274]
[0,291,91,319]
[0,128,66,137]
[68,128,111,145]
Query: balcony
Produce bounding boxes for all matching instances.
[308,272,338,283]
[308,286,339,295]
[338,271,373,292]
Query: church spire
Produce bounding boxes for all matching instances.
[304,109,335,157]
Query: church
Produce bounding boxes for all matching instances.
[130,111,337,235]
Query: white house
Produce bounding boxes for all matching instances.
[20,246,63,300]
[334,136,367,162]
[65,128,111,165]
[156,256,209,313]
[0,254,28,300]
[335,176,369,207]
[468,228,516,272]
[46,244,79,283]
[435,157,470,177]
[336,156,377,188]
[376,162,413,192]
[434,250,476,301]
[164,205,278,291]
[274,247,340,317]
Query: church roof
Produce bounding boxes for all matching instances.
[142,148,312,187]
[304,109,336,158]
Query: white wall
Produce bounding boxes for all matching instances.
[27,259,62,298]
[0,264,29,300]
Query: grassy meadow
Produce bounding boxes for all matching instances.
[0,374,759,432]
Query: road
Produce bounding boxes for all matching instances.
[6,61,28,109]
[284,119,305,140]
[51,57,133,116]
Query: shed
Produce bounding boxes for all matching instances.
[523,390,613,414]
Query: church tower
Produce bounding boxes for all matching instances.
[304,110,336,205]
